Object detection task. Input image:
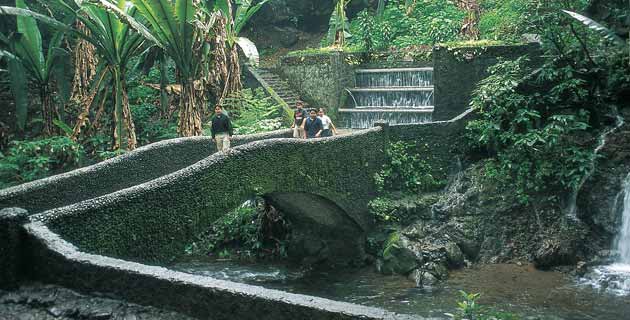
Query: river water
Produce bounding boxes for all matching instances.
[171,260,630,319]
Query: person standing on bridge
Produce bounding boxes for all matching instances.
[291,100,308,139]
[211,105,233,152]
[304,109,323,139]
[318,108,337,137]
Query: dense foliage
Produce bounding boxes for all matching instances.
[219,88,284,135]
[186,198,290,259]
[466,0,630,203]
[0,136,84,188]
[375,141,444,194]
[349,0,465,51]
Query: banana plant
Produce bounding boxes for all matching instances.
[96,0,212,137]
[0,0,152,150]
[0,0,70,136]
[563,10,629,66]
[212,0,268,103]
[215,0,269,48]
[326,0,350,47]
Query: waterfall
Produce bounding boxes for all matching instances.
[615,174,630,264]
[566,115,625,220]
[349,88,434,108]
[341,67,435,129]
[579,172,630,295]
[355,68,433,87]
[345,110,433,129]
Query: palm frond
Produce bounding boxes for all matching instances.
[563,10,625,48]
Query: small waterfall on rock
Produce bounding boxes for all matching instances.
[566,115,625,220]
[615,174,630,264]
[341,68,434,128]
[581,173,630,295]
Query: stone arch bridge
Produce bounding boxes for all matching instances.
[0,113,470,320]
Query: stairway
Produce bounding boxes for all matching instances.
[252,68,305,109]
[340,67,434,129]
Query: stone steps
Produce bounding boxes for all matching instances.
[254,68,306,109]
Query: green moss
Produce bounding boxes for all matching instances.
[285,46,363,58]
[440,39,519,49]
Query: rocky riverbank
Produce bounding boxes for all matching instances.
[0,284,194,320]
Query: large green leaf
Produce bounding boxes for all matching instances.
[89,0,161,47]
[563,10,625,48]
[7,57,28,131]
[234,0,269,36]
[175,0,194,64]
[132,0,180,50]
[0,6,71,31]
[15,0,45,80]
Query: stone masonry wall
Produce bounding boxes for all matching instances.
[0,130,293,214]
[386,110,476,183]
[22,222,422,320]
[35,129,386,264]
[279,52,359,120]
[432,43,542,121]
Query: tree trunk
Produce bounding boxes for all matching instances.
[112,71,137,150]
[210,2,242,106]
[40,85,55,137]
[121,79,137,150]
[178,80,202,137]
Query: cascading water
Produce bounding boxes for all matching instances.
[581,173,630,295]
[349,88,434,108]
[615,174,630,264]
[341,67,434,128]
[566,115,625,220]
[355,68,433,87]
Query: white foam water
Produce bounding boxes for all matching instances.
[580,174,630,295]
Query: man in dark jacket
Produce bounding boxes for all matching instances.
[211,105,233,151]
[304,109,323,139]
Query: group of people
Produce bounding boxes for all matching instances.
[290,100,337,139]
[209,100,338,152]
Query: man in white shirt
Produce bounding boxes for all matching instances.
[317,108,337,137]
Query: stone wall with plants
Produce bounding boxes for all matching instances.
[278,52,361,119]
[432,43,542,121]
[385,110,474,184]
[0,130,293,214]
[36,128,386,264]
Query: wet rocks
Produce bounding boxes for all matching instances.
[0,284,194,320]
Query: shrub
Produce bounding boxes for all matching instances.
[186,198,290,259]
[0,136,85,188]
[375,141,445,194]
[220,88,284,135]
[349,0,465,51]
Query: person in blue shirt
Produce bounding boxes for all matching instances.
[304,109,323,139]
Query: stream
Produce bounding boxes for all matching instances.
[171,260,630,319]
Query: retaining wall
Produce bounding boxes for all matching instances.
[0,130,293,214]
[432,43,542,121]
[21,221,422,320]
[279,52,360,120]
[278,44,541,124]
[386,109,476,182]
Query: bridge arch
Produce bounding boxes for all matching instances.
[34,128,386,265]
[264,192,365,266]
